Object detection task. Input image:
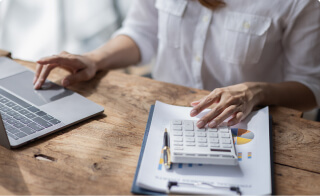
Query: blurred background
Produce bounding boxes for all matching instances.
[0,0,318,121]
[0,0,131,61]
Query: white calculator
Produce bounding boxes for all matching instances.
[168,120,238,166]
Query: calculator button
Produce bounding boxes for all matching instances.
[222,139,231,144]
[173,131,183,136]
[209,138,219,143]
[210,144,220,148]
[173,120,182,125]
[186,138,195,142]
[223,144,232,148]
[197,132,206,137]
[185,132,195,137]
[172,125,182,130]
[174,137,183,142]
[197,138,207,143]
[208,128,218,132]
[184,121,194,131]
[221,133,230,138]
[169,120,237,165]
[219,127,229,133]
[208,133,218,138]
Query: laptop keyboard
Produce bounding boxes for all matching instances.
[0,88,61,141]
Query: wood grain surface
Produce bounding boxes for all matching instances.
[0,58,319,195]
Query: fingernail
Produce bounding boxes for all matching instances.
[190,109,197,116]
[62,79,69,87]
[197,120,205,128]
[34,81,40,89]
[209,121,217,128]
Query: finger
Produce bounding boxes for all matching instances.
[190,100,201,107]
[190,91,221,117]
[195,102,224,128]
[37,55,59,64]
[34,63,43,84]
[191,96,207,106]
[227,112,244,126]
[207,105,238,128]
[62,69,92,87]
[37,51,69,63]
[197,104,235,128]
[34,64,59,89]
[37,55,79,69]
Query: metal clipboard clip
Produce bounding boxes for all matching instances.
[167,181,242,195]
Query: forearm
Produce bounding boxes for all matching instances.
[84,35,141,71]
[256,81,317,111]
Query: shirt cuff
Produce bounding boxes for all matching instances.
[112,28,155,66]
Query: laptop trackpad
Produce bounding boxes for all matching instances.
[0,71,73,106]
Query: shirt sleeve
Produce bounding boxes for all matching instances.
[282,0,320,107]
[112,0,158,66]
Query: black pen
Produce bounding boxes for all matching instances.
[163,128,172,170]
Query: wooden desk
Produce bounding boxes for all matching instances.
[0,58,319,195]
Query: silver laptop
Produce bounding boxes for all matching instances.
[0,57,104,148]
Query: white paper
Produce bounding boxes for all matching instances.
[136,101,271,195]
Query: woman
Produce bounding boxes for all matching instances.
[33,0,320,128]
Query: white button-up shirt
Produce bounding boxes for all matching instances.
[114,0,320,106]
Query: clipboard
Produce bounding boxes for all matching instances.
[131,105,275,195]
[131,105,162,195]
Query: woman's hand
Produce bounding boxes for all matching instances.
[190,83,262,128]
[33,51,98,89]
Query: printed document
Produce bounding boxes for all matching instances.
[136,101,272,194]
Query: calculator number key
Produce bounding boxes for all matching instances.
[219,127,229,133]
[197,138,207,143]
[172,120,182,125]
[221,133,230,138]
[185,132,195,137]
[172,125,182,131]
[208,132,218,138]
[173,131,183,136]
[184,121,194,131]
[197,132,206,137]
[222,139,231,144]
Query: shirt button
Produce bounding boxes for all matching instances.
[202,15,209,22]
[243,21,251,29]
[195,56,201,62]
